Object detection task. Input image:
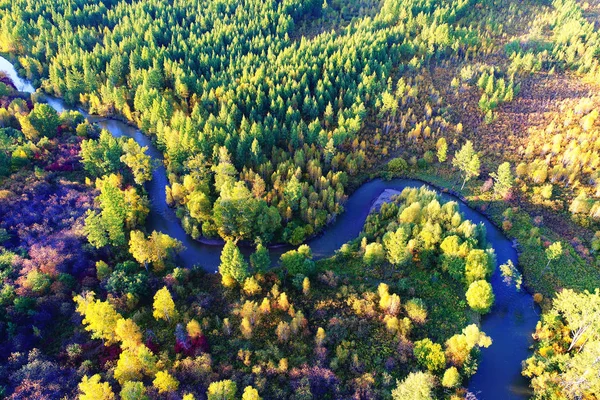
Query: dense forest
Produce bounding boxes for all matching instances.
[0,0,599,398]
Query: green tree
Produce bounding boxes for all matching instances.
[280,245,315,276]
[28,103,59,139]
[284,175,303,211]
[219,241,249,285]
[452,140,480,189]
[250,242,270,273]
[213,181,263,241]
[466,280,494,314]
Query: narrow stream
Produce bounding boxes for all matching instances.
[1,56,537,399]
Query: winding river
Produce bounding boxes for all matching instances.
[1,56,538,399]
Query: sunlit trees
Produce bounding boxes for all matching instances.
[445,324,492,367]
[115,318,142,349]
[391,371,436,400]
[383,227,410,266]
[490,162,513,198]
[442,367,461,388]
[120,138,153,185]
[363,242,385,266]
[414,338,446,372]
[120,381,146,400]
[78,375,114,400]
[453,140,480,189]
[544,241,562,272]
[219,241,249,285]
[436,137,448,163]
[153,371,179,393]
[129,230,183,272]
[153,286,176,322]
[524,289,600,399]
[74,292,122,345]
[242,386,262,400]
[466,280,494,313]
[207,380,237,400]
[465,249,494,284]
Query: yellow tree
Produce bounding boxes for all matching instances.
[74,292,122,345]
[115,318,142,350]
[114,350,143,384]
[78,374,114,400]
[242,386,262,400]
[153,286,176,322]
[153,371,179,393]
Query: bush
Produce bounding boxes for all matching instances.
[387,157,408,174]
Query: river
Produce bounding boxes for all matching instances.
[0,55,537,399]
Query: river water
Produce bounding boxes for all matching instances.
[0,55,537,399]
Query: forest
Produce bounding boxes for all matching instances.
[0,0,599,398]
